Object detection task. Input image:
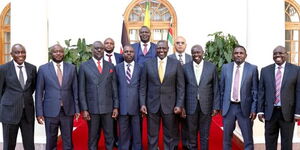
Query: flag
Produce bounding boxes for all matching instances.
[120,20,130,54]
[143,1,150,28]
[167,21,174,53]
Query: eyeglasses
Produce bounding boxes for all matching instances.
[176,42,185,45]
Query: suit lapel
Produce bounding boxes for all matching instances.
[152,58,160,83]
[120,62,127,84]
[24,62,31,89]
[130,63,139,84]
[87,59,101,76]
[198,61,207,86]
[48,62,61,87]
[281,63,290,88]
[162,58,172,84]
[62,62,69,87]
[228,62,234,88]
[9,61,23,89]
[270,64,276,90]
[240,62,249,88]
[189,62,198,86]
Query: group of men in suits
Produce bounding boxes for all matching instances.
[0,25,300,150]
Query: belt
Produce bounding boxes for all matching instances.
[231,101,241,104]
[274,106,281,109]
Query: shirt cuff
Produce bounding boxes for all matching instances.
[294,114,300,117]
[257,112,264,115]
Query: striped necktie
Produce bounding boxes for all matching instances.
[274,66,282,105]
[126,63,131,84]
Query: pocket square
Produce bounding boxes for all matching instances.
[109,69,113,73]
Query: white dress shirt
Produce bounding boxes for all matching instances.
[92,57,103,69]
[104,51,117,66]
[52,61,64,76]
[13,61,27,83]
[230,62,244,102]
[124,61,135,75]
[193,60,204,85]
[140,41,150,53]
[175,52,186,64]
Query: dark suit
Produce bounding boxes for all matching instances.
[131,42,157,66]
[140,57,185,150]
[114,52,124,64]
[183,61,219,150]
[35,62,79,150]
[220,62,258,150]
[168,53,192,64]
[79,58,119,150]
[0,61,36,150]
[169,53,192,149]
[116,62,142,150]
[258,62,300,150]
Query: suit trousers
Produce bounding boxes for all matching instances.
[265,107,295,150]
[45,107,74,150]
[148,108,179,150]
[223,103,254,150]
[119,114,142,150]
[186,103,212,150]
[2,109,34,150]
[180,116,188,149]
[88,113,114,150]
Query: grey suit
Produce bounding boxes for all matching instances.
[220,62,258,150]
[79,58,119,150]
[168,53,192,64]
[183,61,219,150]
[0,61,36,150]
[258,62,300,150]
[140,57,185,150]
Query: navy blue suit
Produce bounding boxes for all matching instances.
[114,52,124,64]
[116,62,142,150]
[35,62,79,150]
[220,62,258,150]
[131,42,157,66]
[258,62,300,149]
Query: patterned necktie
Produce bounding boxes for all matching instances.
[158,60,164,83]
[232,65,240,101]
[106,54,112,63]
[178,54,184,65]
[18,66,25,89]
[143,43,148,55]
[57,64,63,86]
[274,66,282,105]
[126,64,131,84]
[97,60,102,73]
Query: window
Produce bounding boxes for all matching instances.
[285,0,300,65]
[123,0,177,43]
[0,3,11,64]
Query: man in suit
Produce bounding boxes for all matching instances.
[168,36,192,65]
[131,26,157,66]
[140,40,185,150]
[220,45,258,150]
[35,44,80,150]
[183,45,219,150]
[168,36,192,150]
[258,45,300,150]
[79,41,119,150]
[104,37,124,65]
[104,37,123,147]
[116,44,142,150]
[0,44,36,150]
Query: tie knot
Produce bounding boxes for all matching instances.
[127,63,131,67]
[237,65,240,68]
[278,66,282,69]
[160,60,164,64]
[143,43,147,47]
[106,54,112,57]
[178,54,182,57]
[97,60,101,65]
[17,65,23,69]
[57,64,61,68]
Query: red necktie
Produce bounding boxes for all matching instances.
[143,43,148,55]
[106,54,112,63]
[97,61,102,73]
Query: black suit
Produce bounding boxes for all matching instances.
[79,58,119,150]
[183,61,219,150]
[140,57,185,150]
[0,61,36,150]
[258,62,300,150]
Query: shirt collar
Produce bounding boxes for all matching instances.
[234,62,245,68]
[13,61,25,67]
[92,57,103,64]
[140,41,150,47]
[175,52,185,57]
[193,60,204,67]
[275,61,286,69]
[125,61,135,67]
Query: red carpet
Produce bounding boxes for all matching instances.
[57,115,242,150]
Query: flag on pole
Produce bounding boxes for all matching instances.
[120,20,130,54]
[167,19,174,53]
[143,1,150,28]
